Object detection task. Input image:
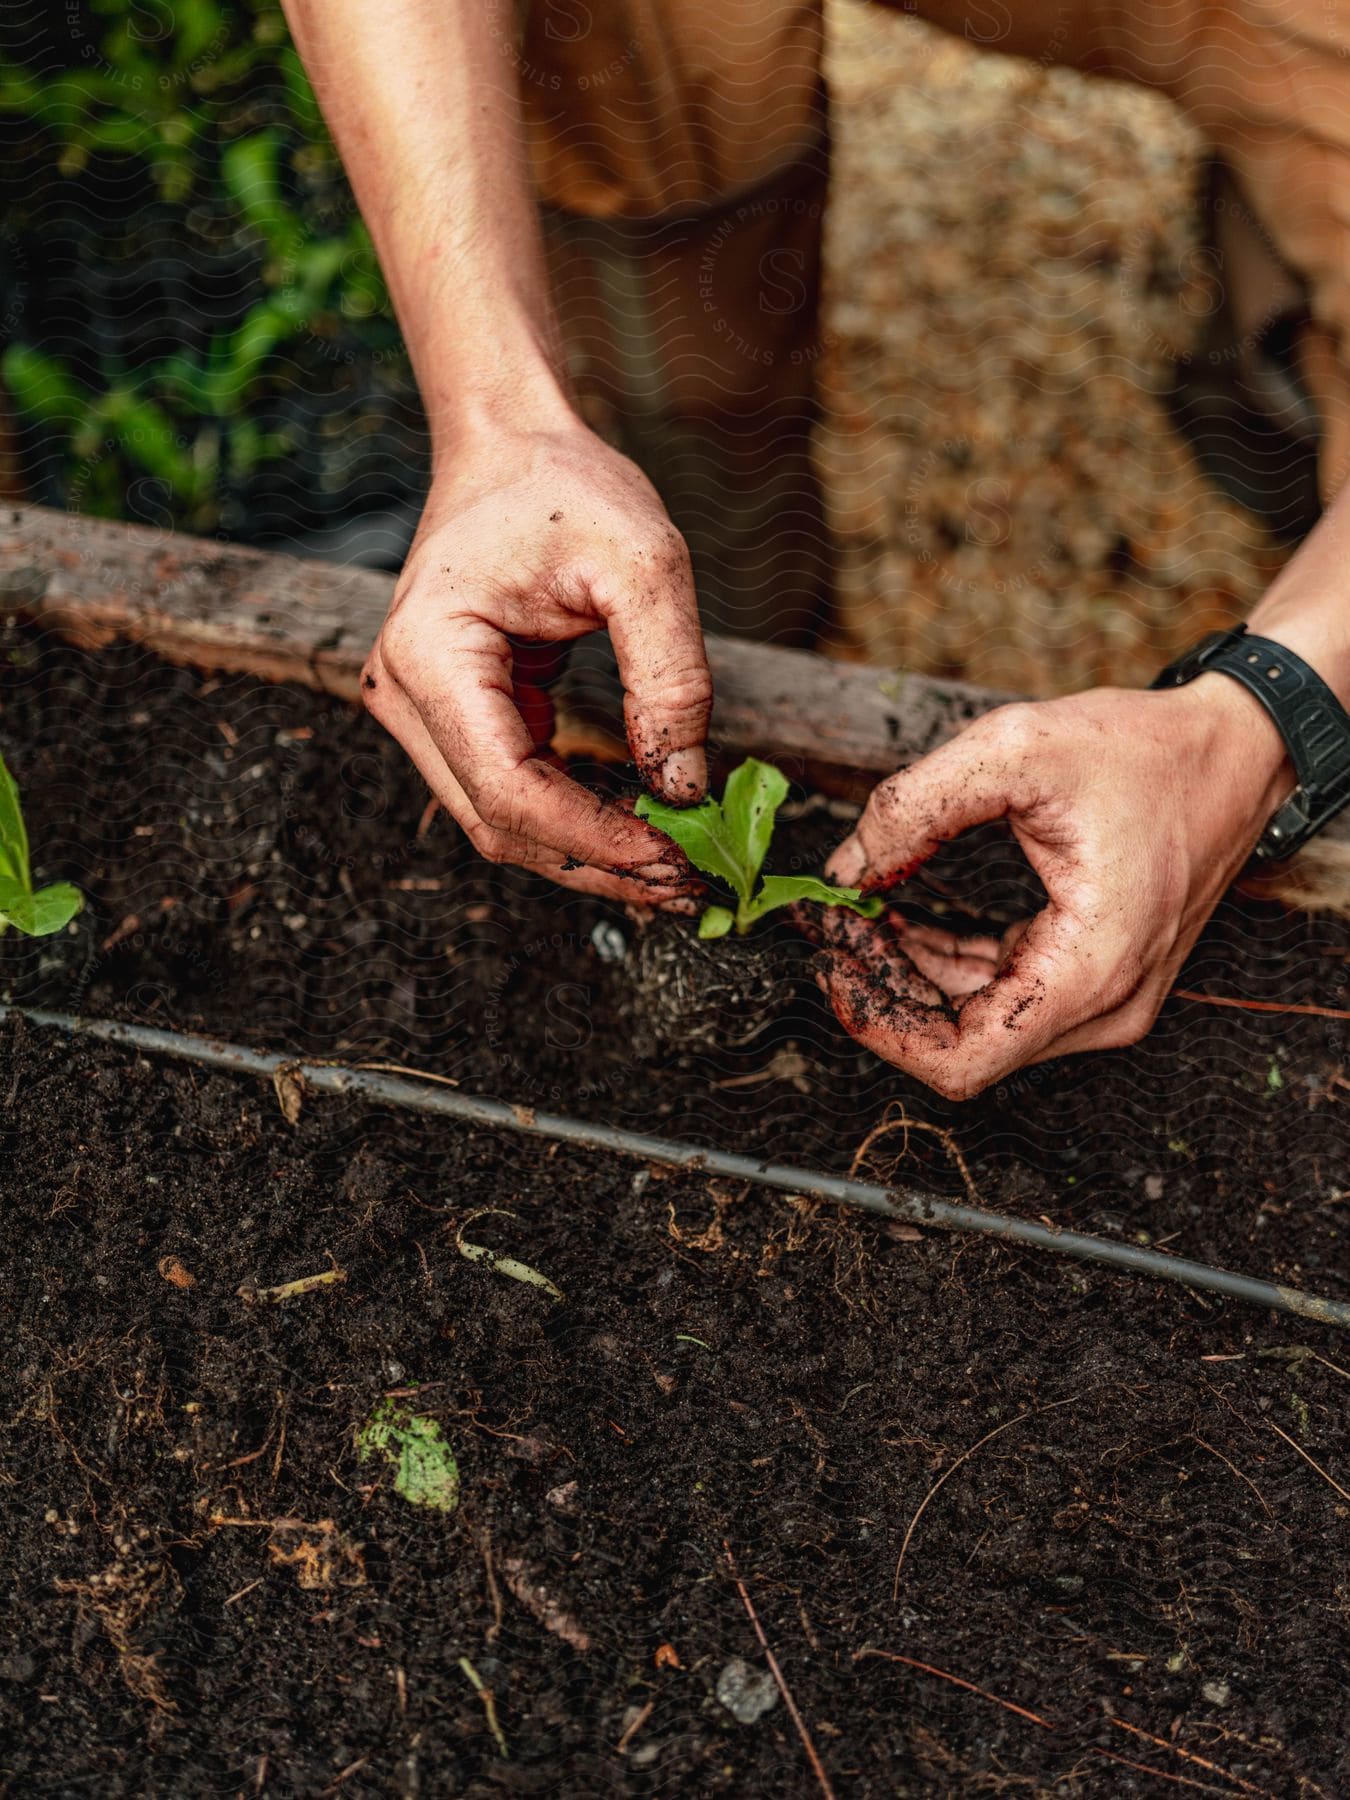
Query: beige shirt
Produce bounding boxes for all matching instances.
[515,0,1350,483]
[517,0,824,217]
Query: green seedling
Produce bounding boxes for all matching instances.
[636,756,881,940]
[356,1400,460,1513]
[0,754,83,938]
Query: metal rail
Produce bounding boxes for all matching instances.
[5,1004,1347,1328]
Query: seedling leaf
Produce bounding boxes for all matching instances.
[638,756,883,936]
[0,876,82,938]
[720,758,788,887]
[698,905,736,941]
[0,754,83,938]
[356,1400,460,1512]
[746,875,882,928]
[0,755,30,886]
[635,791,754,900]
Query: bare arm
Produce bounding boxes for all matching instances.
[283,0,563,449]
[282,0,712,904]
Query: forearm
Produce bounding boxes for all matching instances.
[1171,478,1350,828]
[1245,479,1350,708]
[281,0,573,459]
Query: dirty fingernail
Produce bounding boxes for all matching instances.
[625,860,696,888]
[827,836,868,888]
[657,747,706,802]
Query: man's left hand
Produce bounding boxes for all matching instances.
[817,678,1294,1098]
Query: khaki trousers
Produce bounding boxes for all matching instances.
[518,0,1350,634]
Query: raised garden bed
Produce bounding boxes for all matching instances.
[2,518,1349,1795]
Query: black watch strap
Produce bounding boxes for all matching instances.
[1151,624,1350,861]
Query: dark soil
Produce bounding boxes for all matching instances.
[2,626,1349,1796]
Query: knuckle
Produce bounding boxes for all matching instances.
[985,702,1041,757]
[468,824,512,867]
[657,667,714,719]
[376,618,419,687]
[631,524,693,583]
[863,772,907,826]
[474,771,552,850]
[472,772,517,833]
[860,781,913,855]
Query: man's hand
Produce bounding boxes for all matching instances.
[816,677,1295,1098]
[362,422,712,908]
[282,1,710,905]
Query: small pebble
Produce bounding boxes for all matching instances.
[590,921,628,964]
[716,1656,778,1725]
[1202,1679,1231,1707]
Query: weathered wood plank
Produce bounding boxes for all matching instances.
[0,504,1006,781]
[1,505,1344,902]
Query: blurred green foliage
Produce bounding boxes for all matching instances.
[0,0,410,534]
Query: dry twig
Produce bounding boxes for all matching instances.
[1264,1419,1350,1504]
[1191,1437,1273,1519]
[1108,1717,1274,1797]
[854,1647,1054,1731]
[893,1400,1074,1598]
[724,1541,837,1800]
[239,1266,345,1305]
[1092,1746,1251,1796]
[1171,989,1350,1022]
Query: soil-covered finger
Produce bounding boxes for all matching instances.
[387,616,677,871]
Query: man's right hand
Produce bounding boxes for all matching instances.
[362,420,713,908]
[282,0,711,901]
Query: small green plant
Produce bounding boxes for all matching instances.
[356,1400,460,1513]
[636,756,881,940]
[0,755,83,937]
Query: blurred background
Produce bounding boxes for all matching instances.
[0,0,426,561]
[0,0,1314,689]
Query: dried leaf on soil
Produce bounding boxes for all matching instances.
[239,1266,345,1304]
[455,1209,563,1301]
[272,1062,307,1125]
[499,1556,591,1651]
[267,1518,366,1590]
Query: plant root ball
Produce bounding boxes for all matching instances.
[621,914,800,1057]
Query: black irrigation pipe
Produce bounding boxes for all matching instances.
[6,1003,1350,1330]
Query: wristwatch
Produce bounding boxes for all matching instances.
[1151,624,1350,861]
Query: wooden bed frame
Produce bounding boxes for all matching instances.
[2,505,1343,908]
